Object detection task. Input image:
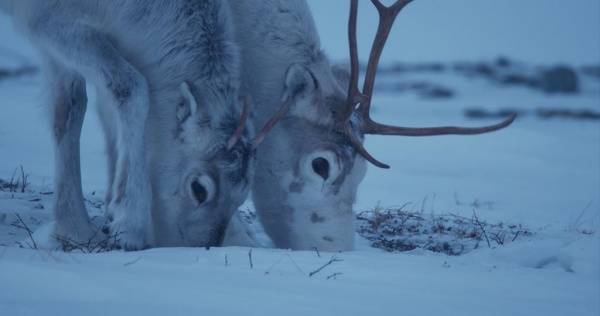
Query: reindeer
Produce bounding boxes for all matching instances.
[2,0,253,250]
[228,0,516,251]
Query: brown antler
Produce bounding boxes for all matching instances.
[226,96,251,150]
[357,0,411,119]
[252,96,295,148]
[340,0,391,168]
[341,0,516,169]
[341,0,366,122]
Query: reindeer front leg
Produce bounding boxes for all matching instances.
[31,23,153,250]
[44,60,97,247]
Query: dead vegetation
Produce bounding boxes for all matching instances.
[10,213,38,249]
[309,255,343,278]
[0,165,29,193]
[2,175,539,257]
[9,213,121,253]
[54,227,122,253]
[2,178,119,253]
[356,206,532,256]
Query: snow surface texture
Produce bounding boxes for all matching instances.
[1,2,599,315]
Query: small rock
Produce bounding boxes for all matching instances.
[420,86,454,99]
[495,56,512,68]
[581,65,600,80]
[538,66,579,93]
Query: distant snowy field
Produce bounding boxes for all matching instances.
[1,2,599,316]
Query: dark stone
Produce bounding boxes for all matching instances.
[499,74,536,87]
[384,62,446,74]
[376,81,454,99]
[464,108,522,120]
[581,65,600,80]
[464,108,488,119]
[452,61,497,79]
[495,56,512,68]
[474,63,496,77]
[420,86,454,99]
[413,63,446,72]
[538,66,579,94]
[536,108,600,120]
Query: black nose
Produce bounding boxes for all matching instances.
[207,222,228,247]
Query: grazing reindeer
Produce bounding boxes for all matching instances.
[229,0,515,251]
[2,0,253,249]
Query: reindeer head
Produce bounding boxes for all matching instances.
[250,0,515,251]
[153,80,253,247]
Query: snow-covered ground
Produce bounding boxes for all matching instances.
[1,3,599,316]
[0,237,597,316]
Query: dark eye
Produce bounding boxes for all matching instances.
[312,157,330,180]
[191,180,208,204]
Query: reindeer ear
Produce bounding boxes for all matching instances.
[178,81,199,121]
[283,64,317,101]
[331,64,350,89]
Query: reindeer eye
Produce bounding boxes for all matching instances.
[188,175,216,206]
[191,180,208,204]
[311,157,330,180]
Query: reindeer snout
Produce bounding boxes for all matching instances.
[207,221,228,247]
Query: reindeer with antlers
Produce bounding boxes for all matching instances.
[229,0,515,251]
[3,0,253,250]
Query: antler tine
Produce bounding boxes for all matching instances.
[226,95,251,150]
[340,0,390,168]
[341,0,365,122]
[362,113,517,136]
[340,0,413,169]
[371,0,413,13]
[252,97,295,148]
[343,123,391,169]
[359,0,412,119]
[357,1,516,138]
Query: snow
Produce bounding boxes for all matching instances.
[1,236,598,316]
[1,3,600,316]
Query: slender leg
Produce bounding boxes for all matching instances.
[96,88,118,216]
[45,60,96,244]
[32,23,152,250]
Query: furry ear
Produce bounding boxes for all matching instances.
[283,64,317,101]
[331,64,350,90]
[178,81,199,121]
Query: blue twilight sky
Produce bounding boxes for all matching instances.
[309,0,600,65]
